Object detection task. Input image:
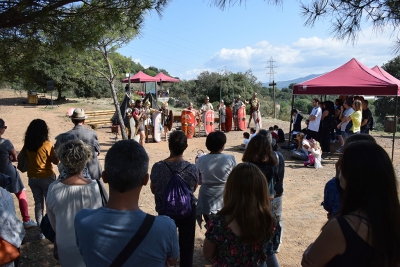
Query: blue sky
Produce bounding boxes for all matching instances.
[118,0,396,83]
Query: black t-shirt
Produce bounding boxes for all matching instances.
[361,108,372,131]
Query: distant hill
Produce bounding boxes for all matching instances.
[263,74,322,89]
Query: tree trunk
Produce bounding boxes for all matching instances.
[109,81,128,140]
[56,87,62,101]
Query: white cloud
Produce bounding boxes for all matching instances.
[196,27,396,83]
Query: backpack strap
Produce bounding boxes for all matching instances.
[163,161,191,174]
[109,214,155,267]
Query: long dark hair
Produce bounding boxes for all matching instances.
[242,134,277,165]
[340,141,400,265]
[324,101,335,116]
[218,163,275,243]
[24,119,49,151]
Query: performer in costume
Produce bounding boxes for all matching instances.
[247,92,261,129]
[143,100,153,143]
[200,96,214,124]
[232,95,245,131]
[124,107,133,139]
[160,102,170,141]
[218,100,226,132]
[132,99,146,146]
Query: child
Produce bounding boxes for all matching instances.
[203,163,276,267]
[250,127,257,139]
[273,125,285,143]
[305,140,322,168]
[160,102,170,141]
[237,132,250,150]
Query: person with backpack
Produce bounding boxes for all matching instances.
[150,130,199,267]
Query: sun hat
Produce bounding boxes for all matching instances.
[70,108,87,119]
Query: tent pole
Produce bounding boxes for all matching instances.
[392,96,398,162]
[287,94,295,150]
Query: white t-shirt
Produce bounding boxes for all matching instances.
[250,133,257,139]
[308,107,322,132]
[244,138,250,148]
[341,108,354,131]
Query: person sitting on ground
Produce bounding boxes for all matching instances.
[274,125,285,143]
[203,163,276,267]
[196,131,236,225]
[268,127,279,151]
[304,140,322,169]
[75,140,179,267]
[291,109,303,139]
[150,130,199,267]
[323,134,377,220]
[302,141,400,267]
[47,140,103,267]
[291,132,310,161]
[302,119,310,135]
[237,132,250,150]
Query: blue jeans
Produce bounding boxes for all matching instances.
[291,150,308,161]
[266,253,279,267]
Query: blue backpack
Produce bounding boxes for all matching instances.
[161,161,192,220]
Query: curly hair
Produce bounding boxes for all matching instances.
[57,140,92,174]
[24,119,49,151]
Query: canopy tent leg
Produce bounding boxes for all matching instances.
[287,94,295,150]
[392,97,398,162]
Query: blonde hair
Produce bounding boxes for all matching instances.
[57,140,92,174]
[353,100,362,111]
[218,163,275,243]
[313,141,321,150]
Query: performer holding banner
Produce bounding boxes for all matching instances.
[247,92,262,129]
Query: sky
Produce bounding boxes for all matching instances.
[117,0,397,83]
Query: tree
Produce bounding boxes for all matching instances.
[211,0,400,51]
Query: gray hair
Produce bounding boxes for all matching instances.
[104,140,149,193]
[57,140,92,174]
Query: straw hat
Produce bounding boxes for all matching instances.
[70,108,87,119]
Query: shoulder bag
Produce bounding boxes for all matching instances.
[17,147,28,173]
[109,214,155,267]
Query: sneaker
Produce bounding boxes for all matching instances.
[23,219,37,229]
[303,162,309,167]
[336,146,343,153]
[307,164,315,168]
[39,233,45,240]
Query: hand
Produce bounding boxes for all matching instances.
[337,123,341,129]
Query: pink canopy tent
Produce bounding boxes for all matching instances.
[121,71,158,83]
[371,65,400,88]
[293,58,399,96]
[154,72,180,83]
[290,58,400,160]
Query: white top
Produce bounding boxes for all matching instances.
[250,133,257,139]
[308,107,322,131]
[244,139,250,148]
[46,180,103,267]
[308,148,323,169]
[341,107,354,131]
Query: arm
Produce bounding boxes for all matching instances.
[321,110,329,120]
[361,118,368,127]
[309,115,316,121]
[203,238,217,259]
[50,146,59,165]
[9,149,18,162]
[301,219,345,267]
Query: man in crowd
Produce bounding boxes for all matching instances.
[361,100,373,134]
[307,98,322,141]
[75,140,179,266]
[68,108,102,180]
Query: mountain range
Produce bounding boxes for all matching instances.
[262,74,322,89]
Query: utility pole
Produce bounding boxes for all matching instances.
[266,57,277,119]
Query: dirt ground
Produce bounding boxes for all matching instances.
[1,89,400,267]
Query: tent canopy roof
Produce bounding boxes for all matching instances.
[371,65,400,88]
[122,71,158,83]
[293,58,399,96]
[154,72,180,83]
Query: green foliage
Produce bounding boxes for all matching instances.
[294,99,312,113]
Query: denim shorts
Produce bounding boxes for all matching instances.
[335,128,342,135]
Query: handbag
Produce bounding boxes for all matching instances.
[40,214,55,243]
[0,237,20,265]
[17,147,28,173]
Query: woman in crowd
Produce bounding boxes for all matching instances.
[302,141,400,266]
[242,134,277,199]
[0,119,36,229]
[195,131,236,224]
[24,119,59,239]
[332,99,343,143]
[291,132,310,161]
[150,130,198,267]
[203,163,276,267]
[46,140,103,267]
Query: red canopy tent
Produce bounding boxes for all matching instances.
[121,71,158,83]
[371,65,400,88]
[291,58,399,160]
